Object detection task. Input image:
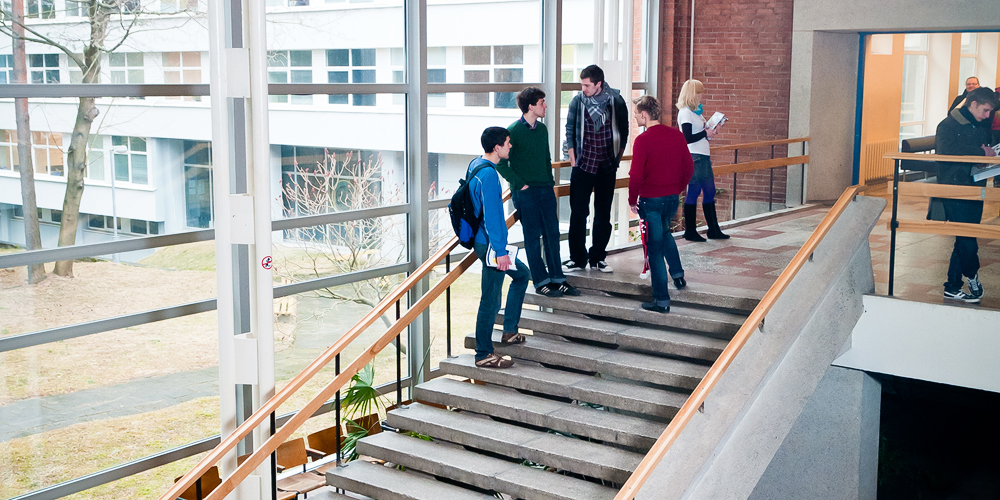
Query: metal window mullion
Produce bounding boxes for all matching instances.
[543,0,563,164]
[406,0,431,389]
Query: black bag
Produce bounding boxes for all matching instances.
[449,163,491,249]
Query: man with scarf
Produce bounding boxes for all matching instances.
[563,64,630,273]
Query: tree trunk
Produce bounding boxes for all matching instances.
[53,7,106,277]
[12,0,45,283]
[52,96,97,277]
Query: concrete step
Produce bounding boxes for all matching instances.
[466,332,708,390]
[565,273,762,313]
[509,309,729,361]
[523,288,746,339]
[387,402,643,483]
[439,355,688,418]
[414,377,664,449]
[325,459,495,500]
[306,487,369,500]
[357,431,619,500]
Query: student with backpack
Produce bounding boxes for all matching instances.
[465,126,529,368]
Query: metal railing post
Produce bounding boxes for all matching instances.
[732,148,739,220]
[769,144,775,211]
[888,158,900,296]
[335,354,342,467]
[445,253,452,358]
[396,300,403,406]
[269,413,277,500]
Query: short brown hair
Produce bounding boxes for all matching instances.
[633,95,661,121]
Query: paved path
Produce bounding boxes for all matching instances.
[0,205,830,443]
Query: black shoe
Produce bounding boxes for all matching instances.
[562,260,587,272]
[673,277,687,290]
[557,282,582,296]
[593,260,614,273]
[536,283,563,298]
[683,204,706,242]
[944,289,980,303]
[641,301,670,313]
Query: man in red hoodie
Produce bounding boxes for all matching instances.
[628,96,694,313]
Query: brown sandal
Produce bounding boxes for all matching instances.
[475,353,515,368]
[497,332,526,345]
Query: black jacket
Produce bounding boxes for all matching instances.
[935,106,992,187]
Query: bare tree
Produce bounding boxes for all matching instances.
[277,149,406,329]
[0,1,149,277]
[11,0,44,282]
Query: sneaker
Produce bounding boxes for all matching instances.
[639,270,650,280]
[944,289,980,304]
[641,301,670,313]
[557,282,582,296]
[536,283,563,298]
[562,260,587,272]
[594,261,614,273]
[673,277,687,290]
[968,274,984,299]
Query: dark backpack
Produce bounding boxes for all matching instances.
[449,162,491,249]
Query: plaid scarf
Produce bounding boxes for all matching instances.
[582,85,612,131]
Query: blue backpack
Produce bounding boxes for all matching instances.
[448,163,491,249]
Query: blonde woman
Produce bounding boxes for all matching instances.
[677,79,729,241]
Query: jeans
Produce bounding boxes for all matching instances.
[685,154,716,204]
[473,242,530,360]
[943,198,983,292]
[638,195,684,307]
[569,167,617,266]
[513,186,566,288]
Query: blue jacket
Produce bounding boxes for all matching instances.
[467,157,508,256]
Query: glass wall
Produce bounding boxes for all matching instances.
[0,0,656,496]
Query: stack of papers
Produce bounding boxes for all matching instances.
[485,245,519,270]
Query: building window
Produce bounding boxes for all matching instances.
[120,0,140,14]
[66,0,90,16]
[109,52,144,84]
[0,55,12,84]
[27,0,55,18]
[86,134,106,181]
[269,50,313,104]
[112,136,148,185]
[327,48,376,106]
[163,52,202,101]
[161,0,199,12]
[461,45,523,108]
[184,141,213,228]
[32,131,64,176]
[29,54,59,84]
[0,130,20,171]
[561,44,593,106]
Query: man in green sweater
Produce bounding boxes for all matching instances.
[497,87,581,298]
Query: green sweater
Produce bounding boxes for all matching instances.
[496,118,554,190]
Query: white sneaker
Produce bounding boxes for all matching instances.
[639,270,650,280]
[594,261,613,273]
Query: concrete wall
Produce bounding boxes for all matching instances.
[789,0,1000,199]
[635,194,886,500]
[749,365,881,500]
[835,295,1000,394]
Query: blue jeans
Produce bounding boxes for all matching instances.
[638,195,684,307]
[473,242,530,360]
[513,186,565,288]
[943,198,983,292]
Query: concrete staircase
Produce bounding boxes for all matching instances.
[326,272,760,499]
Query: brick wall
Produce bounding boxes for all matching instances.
[658,0,795,221]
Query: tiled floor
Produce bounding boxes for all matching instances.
[599,189,1000,311]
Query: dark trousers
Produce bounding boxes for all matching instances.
[943,199,983,292]
[638,195,684,307]
[513,186,565,288]
[568,167,617,266]
[473,242,529,360]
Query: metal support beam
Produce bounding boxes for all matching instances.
[406,0,431,389]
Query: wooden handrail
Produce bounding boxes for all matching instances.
[897,182,1000,201]
[883,152,1000,164]
[709,136,810,152]
[893,219,1000,239]
[550,155,632,169]
[613,185,861,500]
[712,155,809,176]
[161,193,517,500]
